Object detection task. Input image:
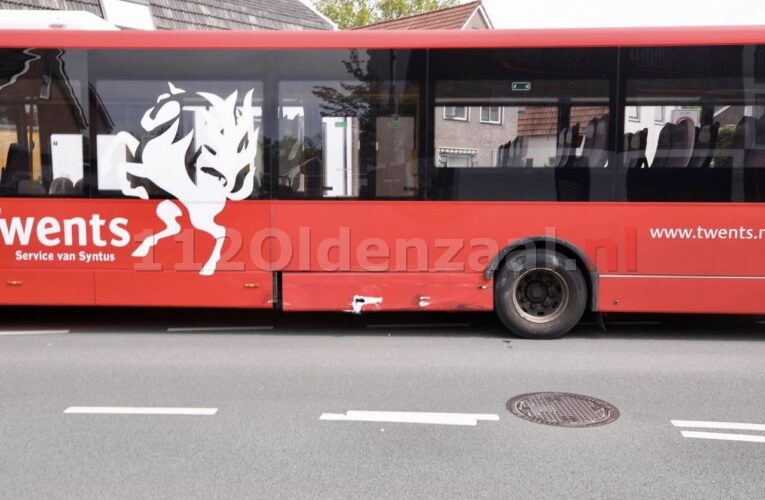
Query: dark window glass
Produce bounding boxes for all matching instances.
[429,48,617,201]
[620,45,765,202]
[0,49,88,197]
[89,50,266,200]
[271,49,425,199]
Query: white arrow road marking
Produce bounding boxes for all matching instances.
[320,411,499,426]
[672,420,765,443]
[679,431,765,444]
[64,407,217,416]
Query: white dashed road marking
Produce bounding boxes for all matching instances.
[64,407,218,416]
[672,420,765,443]
[320,411,499,426]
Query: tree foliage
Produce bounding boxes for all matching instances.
[313,0,460,29]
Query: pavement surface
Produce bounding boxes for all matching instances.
[0,308,764,499]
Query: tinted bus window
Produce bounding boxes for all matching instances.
[271,49,425,199]
[429,48,617,201]
[621,45,765,202]
[0,49,88,197]
[90,50,266,200]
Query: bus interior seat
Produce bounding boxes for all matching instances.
[743,114,765,200]
[516,136,528,166]
[731,116,757,167]
[757,112,765,139]
[650,122,674,168]
[555,124,578,167]
[554,126,568,167]
[278,116,306,194]
[573,117,597,167]
[286,116,303,163]
[503,137,520,167]
[745,114,765,167]
[1,143,30,192]
[510,137,521,166]
[589,114,609,168]
[561,123,579,167]
[497,139,511,167]
[49,177,75,195]
[73,178,85,195]
[665,118,695,168]
[17,179,46,195]
[625,128,648,168]
[687,122,719,168]
[502,140,512,167]
[623,132,633,163]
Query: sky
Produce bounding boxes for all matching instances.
[480,0,765,29]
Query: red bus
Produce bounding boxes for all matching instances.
[1,27,765,338]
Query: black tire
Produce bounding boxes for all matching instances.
[494,249,587,339]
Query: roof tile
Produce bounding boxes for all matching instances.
[518,106,609,136]
[357,1,482,30]
[0,0,333,30]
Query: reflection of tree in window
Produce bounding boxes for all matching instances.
[310,49,418,198]
[309,50,372,198]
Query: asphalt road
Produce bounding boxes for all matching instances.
[1,309,764,499]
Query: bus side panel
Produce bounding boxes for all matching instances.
[0,199,272,307]
[94,270,273,308]
[0,269,94,305]
[281,272,492,312]
[598,276,765,314]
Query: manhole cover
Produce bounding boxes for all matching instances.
[506,392,619,427]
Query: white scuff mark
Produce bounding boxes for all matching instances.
[350,295,383,314]
[418,296,431,307]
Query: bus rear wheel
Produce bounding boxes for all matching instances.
[495,249,587,339]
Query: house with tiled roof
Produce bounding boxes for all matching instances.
[357,1,492,30]
[0,0,334,30]
[357,2,509,167]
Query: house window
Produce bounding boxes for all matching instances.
[100,0,155,30]
[626,106,640,122]
[654,106,665,123]
[480,106,502,124]
[443,106,469,121]
[438,147,478,167]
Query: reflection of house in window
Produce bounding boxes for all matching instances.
[438,147,477,167]
[435,105,520,167]
[515,106,609,167]
[444,106,469,121]
[654,106,665,123]
[480,106,502,124]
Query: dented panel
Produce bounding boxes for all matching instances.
[281,272,493,312]
[351,295,383,314]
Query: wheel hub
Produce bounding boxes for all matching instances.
[526,282,547,301]
[512,268,569,324]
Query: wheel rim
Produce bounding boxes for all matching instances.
[511,268,569,324]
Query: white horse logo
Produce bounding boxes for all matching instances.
[112,83,258,275]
